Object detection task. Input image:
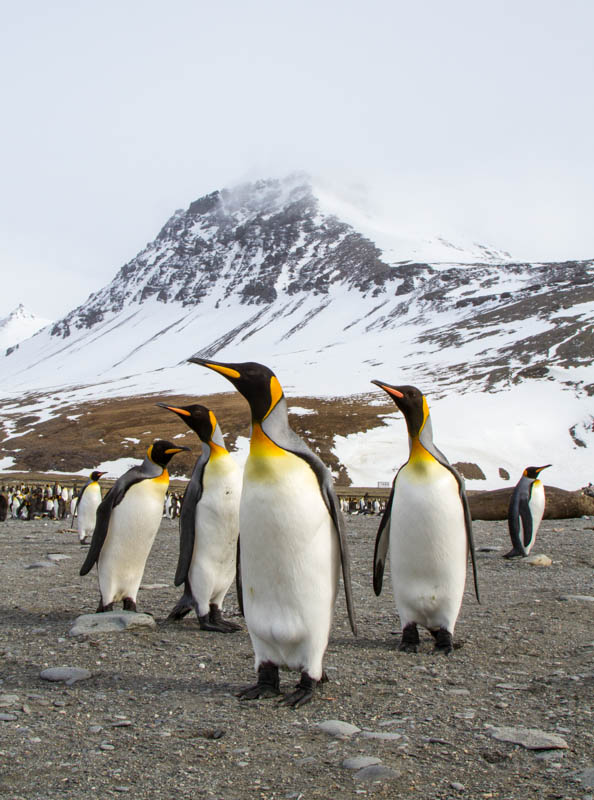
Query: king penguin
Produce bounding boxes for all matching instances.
[156,402,242,632]
[80,440,189,612]
[189,357,357,707]
[75,471,106,545]
[504,464,551,558]
[371,381,479,654]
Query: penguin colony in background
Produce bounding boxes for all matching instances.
[72,355,552,707]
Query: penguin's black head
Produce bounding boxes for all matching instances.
[156,402,216,443]
[90,471,106,482]
[147,440,191,468]
[371,381,428,438]
[524,464,552,479]
[189,357,283,423]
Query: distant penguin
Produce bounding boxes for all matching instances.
[190,357,357,707]
[0,493,7,522]
[80,441,189,612]
[504,465,551,558]
[75,471,106,544]
[371,381,479,654]
[157,402,242,632]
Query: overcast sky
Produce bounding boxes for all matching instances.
[2,0,593,319]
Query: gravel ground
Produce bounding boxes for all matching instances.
[1,514,593,800]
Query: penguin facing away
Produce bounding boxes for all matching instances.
[504,464,551,558]
[80,441,189,612]
[371,381,479,654]
[156,402,242,632]
[75,471,106,544]
[189,357,357,708]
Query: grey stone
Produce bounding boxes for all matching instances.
[448,688,470,696]
[450,782,465,791]
[89,725,103,733]
[46,553,71,561]
[111,720,132,727]
[575,768,594,788]
[361,730,402,740]
[343,756,382,770]
[40,667,92,685]
[354,765,399,783]
[0,713,17,721]
[316,719,360,738]
[139,583,169,590]
[0,694,19,707]
[559,595,594,603]
[100,742,115,751]
[69,611,156,637]
[25,561,57,569]
[488,725,568,750]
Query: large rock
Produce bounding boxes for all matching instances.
[468,486,594,520]
[69,611,156,637]
[487,725,568,750]
[40,667,92,685]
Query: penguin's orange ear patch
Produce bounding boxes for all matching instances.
[264,375,284,419]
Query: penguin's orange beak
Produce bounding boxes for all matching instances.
[371,380,404,400]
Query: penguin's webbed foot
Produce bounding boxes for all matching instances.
[238,662,280,700]
[279,672,317,709]
[431,627,453,655]
[96,600,114,613]
[206,604,241,632]
[398,623,419,653]
[503,549,524,559]
[123,597,137,612]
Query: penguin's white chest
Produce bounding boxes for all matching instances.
[389,455,467,632]
[525,481,545,552]
[239,439,338,677]
[98,477,167,603]
[189,454,241,603]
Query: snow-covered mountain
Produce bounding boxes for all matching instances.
[0,304,51,352]
[1,175,593,489]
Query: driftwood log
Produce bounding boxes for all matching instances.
[468,485,594,520]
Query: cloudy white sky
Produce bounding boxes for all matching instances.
[2,0,593,319]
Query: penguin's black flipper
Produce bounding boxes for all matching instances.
[321,480,358,636]
[458,480,480,603]
[79,468,146,576]
[506,486,527,557]
[174,453,207,586]
[235,535,244,616]
[519,496,534,551]
[373,480,395,596]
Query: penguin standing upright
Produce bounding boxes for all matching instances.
[371,381,479,654]
[156,402,242,632]
[80,441,189,612]
[190,358,357,707]
[504,465,551,558]
[75,471,106,544]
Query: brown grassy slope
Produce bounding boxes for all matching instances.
[0,391,396,484]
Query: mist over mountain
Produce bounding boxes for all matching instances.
[0,304,51,352]
[0,175,592,489]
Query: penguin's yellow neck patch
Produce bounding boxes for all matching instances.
[408,437,438,470]
[533,478,542,487]
[209,441,228,459]
[249,423,287,458]
[152,468,169,485]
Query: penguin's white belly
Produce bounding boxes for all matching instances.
[189,456,241,615]
[240,451,339,679]
[390,460,467,633]
[525,482,545,553]
[98,479,166,603]
[78,485,101,536]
